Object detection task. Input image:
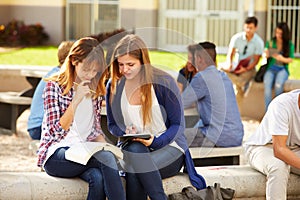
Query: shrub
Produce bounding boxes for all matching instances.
[89,28,133,49]
[0,19,49,47]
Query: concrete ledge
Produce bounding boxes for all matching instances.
[0,92,32,105]
[197,165,300,199]
[0,172,88,200]
[239,79,300,120]
[190,146,243,166]
[190,146,243,159]
[0,171,190,200]
[189,146,244,167]
[0,65,53,92]
[1,165,300,199]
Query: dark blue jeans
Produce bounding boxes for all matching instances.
[122,142,184,200]
[44,147,125,200]
[27,126,42,140]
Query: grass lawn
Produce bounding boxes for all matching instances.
[0,46,299,79]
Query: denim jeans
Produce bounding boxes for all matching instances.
[44,147,125,200]
[27,126,42,140]
[122,142,184,200]
[263,67,288,110]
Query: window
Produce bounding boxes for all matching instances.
[66,0,120,40]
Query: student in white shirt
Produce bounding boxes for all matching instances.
[244,89,300,200]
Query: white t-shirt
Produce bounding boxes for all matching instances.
[45,96,94,164]
[244,90,300,148]
[121,86,183,152]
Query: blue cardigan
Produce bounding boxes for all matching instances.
[106,70,206,190]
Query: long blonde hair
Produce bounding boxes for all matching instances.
[46,37,107,98]
[110,34,153,127]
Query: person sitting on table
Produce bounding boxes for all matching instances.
[106,34,206,200]
[177,44,197,93]
[27,41,74,140]
[222,16,264,102]
[244,89,300,200]
[182,41,244,147]
[37,37,125,200]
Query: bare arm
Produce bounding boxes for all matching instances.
[272,54,293,64]
[60,80,92,130]
[92,134,106,142]
[60,101,77,130]
[272,135,300,169]
[234,54,261,74]
[225,47,236,71]
[246,54,261,70]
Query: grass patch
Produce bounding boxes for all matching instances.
[0,46,58,66]
[0,46,299,79]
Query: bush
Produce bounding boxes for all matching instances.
[89,28,133,49]
[0,19,49,47]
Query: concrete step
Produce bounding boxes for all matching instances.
[1,165,300,199]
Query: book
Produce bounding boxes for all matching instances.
[268,48,278,56]
[119,133,151,142]
[232,57,251,73]
[65,142,123,165]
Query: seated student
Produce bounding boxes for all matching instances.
[27,41,74,140]
[263,22,294,111]
[222,16,264,102]
[182,42,244,147]
[106,34,206,200]
[244,89,300,200]
[37,37,125,200]
[177,44,197,93]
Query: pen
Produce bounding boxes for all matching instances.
[73,82,96,94]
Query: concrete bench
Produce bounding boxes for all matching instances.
[0,92,32,134]
[239,79,300,121]
[0,65,53,93]
[198,165,300,199]
[190,146,243,166]
[1,165,300,199]
[0,65,54,134]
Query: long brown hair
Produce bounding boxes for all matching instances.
[110,34,153,127]
[182,44,197,78]
[46,37,107,98]
[273,22,291,57]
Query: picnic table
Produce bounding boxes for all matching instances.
[0,65,53,134]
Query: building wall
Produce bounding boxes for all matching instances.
[0,0,65,46]
[0,0,270,49]
[120,0,158,48]
[244,0,268,42]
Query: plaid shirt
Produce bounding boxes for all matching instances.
[37,81,103,167]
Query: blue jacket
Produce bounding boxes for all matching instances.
[27,66,60,130]
[106,70,206,190]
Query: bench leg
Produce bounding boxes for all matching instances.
[232,155,240,165]
[193,156,240,167]
[10,105,18,134]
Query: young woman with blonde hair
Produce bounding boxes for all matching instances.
[106,34,206,200]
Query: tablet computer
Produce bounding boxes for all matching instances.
[120,133,151,141]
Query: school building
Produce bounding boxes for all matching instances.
[0,0,299,56]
